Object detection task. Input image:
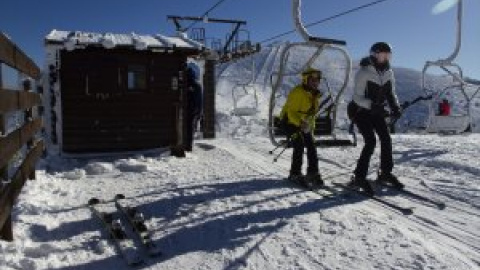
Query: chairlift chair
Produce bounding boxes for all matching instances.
[421,0,480,134]
[268,0,356,149]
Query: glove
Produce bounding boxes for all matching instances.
[391,107,402,119]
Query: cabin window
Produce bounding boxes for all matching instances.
[127,65,147,90]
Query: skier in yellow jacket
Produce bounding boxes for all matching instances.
[280,67,323,187]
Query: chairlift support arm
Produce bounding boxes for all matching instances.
[167,15,247,54]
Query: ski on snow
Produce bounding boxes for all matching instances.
[332,182,414,215]
[285,177,339,197]
[114,194,162,257]
[285,177,354,200]
[375,182,446,210]
[88,198,144,266]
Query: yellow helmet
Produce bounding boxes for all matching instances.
[301,67,322,84]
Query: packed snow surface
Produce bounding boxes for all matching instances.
[1,44,479,269]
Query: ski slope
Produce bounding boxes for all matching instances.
[1,44,479,270]
[1,135,479,269]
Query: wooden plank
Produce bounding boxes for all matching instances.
[0,114,8,241]
[0,140,45,236]
[0,118,43,169]
[62,126,171,133]
[63,142,168,153]
[0,33,40,79]
[0,88,42,113]
[61,102,176,112]
[61,131,174,142]
[63,134,173,145]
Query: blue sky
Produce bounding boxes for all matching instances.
[1,0,479,80]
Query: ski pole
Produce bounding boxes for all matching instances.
[269,145,282,155]
[273,146,288,162]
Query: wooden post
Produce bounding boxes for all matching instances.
[23,79,35,180]
[0,63,7,180]
[179,64,188,150]
[203,57,216,139]
[0,214,13,242]
[0,63,14,241]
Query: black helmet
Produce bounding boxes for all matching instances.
[370,42,392,54]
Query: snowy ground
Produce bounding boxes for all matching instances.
[1,134,479,270]
[1,44,479,269]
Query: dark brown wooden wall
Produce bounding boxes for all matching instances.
[60,48,186,153]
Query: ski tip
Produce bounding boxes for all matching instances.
[115,194,126,200]
[88,198,100,206]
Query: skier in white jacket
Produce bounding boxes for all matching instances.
[348,42,403,196]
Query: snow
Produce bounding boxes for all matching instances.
[1,44,479,269]
[62,169,86,181]
[45,30,204,51]
[85,162,114,176]
[115,159,149,173]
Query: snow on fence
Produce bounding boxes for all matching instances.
[0,32,44,241]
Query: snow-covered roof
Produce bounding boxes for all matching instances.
[45,30,205,52]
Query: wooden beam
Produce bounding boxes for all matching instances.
[0,33,40,79]
[0,203,13,241]
[23,81,35,180]
[0,62,9,241]
[0,88,42,113]
[0,118,43,170]
[202,60,216,138]
[0,140,45,239]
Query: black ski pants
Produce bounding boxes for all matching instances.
[354,111,393,179]
[286,124,319,176]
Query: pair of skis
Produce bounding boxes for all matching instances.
[88,194,161,266]
[332,180,447,214]
[332,182,415,215]
[286,176,445,216]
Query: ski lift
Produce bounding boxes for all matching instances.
[268,0,356,148]
[232,59,259,116]
[421,0,480,134]
[425,85,471,134]
[190,28,206,45]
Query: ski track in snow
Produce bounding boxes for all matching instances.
[1,44,480,269]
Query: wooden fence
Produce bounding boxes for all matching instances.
[0,32,44,241]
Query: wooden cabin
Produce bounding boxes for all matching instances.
[44,30,215,154]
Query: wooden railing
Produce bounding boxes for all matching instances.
[0,32,44,241]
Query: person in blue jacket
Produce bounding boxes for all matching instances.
[185,66,203,152]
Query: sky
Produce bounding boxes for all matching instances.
[0,0,479,81]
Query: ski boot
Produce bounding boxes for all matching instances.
[348,175,375,196]
[377,172,404,190]
[287,173,308,187]
[305,173,324,188]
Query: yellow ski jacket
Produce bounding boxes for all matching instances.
[280,84,321,128]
